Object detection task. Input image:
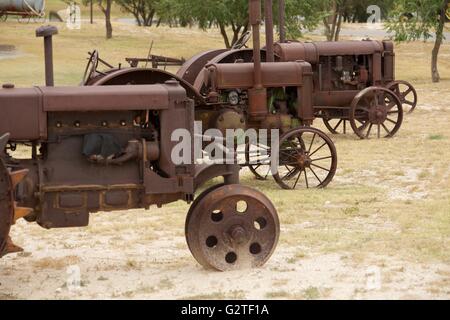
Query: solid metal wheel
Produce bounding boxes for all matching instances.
[185,183,225,267]
[387,80,418,114]
[185,185,279,271]
[0,158,14,257]
[350,87,404,139]
[273,127,337,189]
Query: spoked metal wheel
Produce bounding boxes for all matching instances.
[245,142,272,180]
[387,80,418,114]
[185,184,279,271]
[273,127,337,189]
[323,118,350,135]
[350,87,403,139]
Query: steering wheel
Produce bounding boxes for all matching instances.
[232,31,252,50]
[82,50,99,85]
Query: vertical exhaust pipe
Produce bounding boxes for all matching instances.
[248,0,267,120]
[279,0,286,43]
[36,26,58,87]
[264,0,275,62]
[249,0,263,88]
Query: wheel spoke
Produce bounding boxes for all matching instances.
[304,170,309,189]
[311,156,332,162]
[310,163,330,172]
[403,87,413,97]
[293,171,302,189]
[386,100,397,110]
[366,123,373,138]
[279,150,299,162]
[386,117,397,125]
[264,166,271,179]
[308,134,316,154]
[281,167,297,181]
[309,167,323,185]
[377,124,381,138]
[381,123,391,134]
[333,120,343,132]
[309,142,327,157]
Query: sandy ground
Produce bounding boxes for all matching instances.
[1,110,449,300]
[1,214,449,300]
[0,17,449,300]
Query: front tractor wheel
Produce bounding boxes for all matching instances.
[185,184,279,271]
[349,87,404,139]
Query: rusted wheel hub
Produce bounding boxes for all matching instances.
[296,153,312,169]
[369,106,387,124]
[185,184,279,271]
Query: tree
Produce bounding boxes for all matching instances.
[319,0,347,41]
[82,0,114,39]
[279,0,324,40]
[386,0,449,82]
[116,0,159,26]
[159,0,250,48]
[99,0,114,39]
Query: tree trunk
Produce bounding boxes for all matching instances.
[334,9,343,41]
[105,0,113,39]
[219,22,231,48]
[431,0,448,83]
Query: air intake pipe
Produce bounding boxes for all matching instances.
[36,25,58,87]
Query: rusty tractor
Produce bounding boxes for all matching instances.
[0,26,281,271]
[273,40,417,139]
[83,0,339,190]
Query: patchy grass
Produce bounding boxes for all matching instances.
[303,286,321,300]
[428,134,446,140]
[184,290,246,300]
[0,14,449,300]
[32,256,81,270]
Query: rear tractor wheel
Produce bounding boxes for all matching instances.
[0,133,32,258]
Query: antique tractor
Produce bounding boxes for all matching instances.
[179,0,417,140]
[0,26,281,271]
[83,0,339,190]
[274,40,417,139]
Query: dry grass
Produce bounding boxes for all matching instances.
[0,8,449,299]
[32,255,81,270]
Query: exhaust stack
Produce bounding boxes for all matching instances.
[248,0,267,120]
[249,0,263,88]
[264,0,275,62]
[279,0,286,43]
[36,26,58,87]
